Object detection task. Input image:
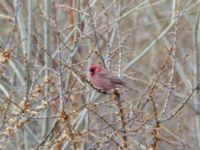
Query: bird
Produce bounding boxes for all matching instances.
[89,65,132,92]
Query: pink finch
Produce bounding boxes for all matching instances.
[89,65,131,92]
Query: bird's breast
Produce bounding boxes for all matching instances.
[91,76,114,91]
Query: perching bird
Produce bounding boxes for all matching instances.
[89,65,132,92]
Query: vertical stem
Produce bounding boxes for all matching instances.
[53,0,64,112]
[161,0,180,117]
[67,0,74,42]
[113,90,128,149]
[14,0,27,55]
[42,0,51,138]
[195,12,200,149]
[27,0,32,59]
[116,0,122,78]
[88,2,106,68]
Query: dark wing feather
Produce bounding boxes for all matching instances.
[108,76,126,85]
[97,70,126,86]
[96,70,132,90]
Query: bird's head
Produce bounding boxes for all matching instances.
[89,65,103,77]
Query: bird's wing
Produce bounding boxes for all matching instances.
[97,71,125,85]
[108,76,126,85]
[96,70,133,90]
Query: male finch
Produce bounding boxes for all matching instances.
[89,65,131,92]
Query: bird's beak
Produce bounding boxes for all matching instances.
[90,71,95,77]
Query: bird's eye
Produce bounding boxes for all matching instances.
[90,68,95,75]
[90,68,94,73]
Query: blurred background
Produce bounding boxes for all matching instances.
[0,0,200,149]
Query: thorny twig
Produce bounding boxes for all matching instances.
[112,90,128,149]
[87,3,106,68]
[160,81,200,123]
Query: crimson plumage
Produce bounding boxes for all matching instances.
[89,65,130,92]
